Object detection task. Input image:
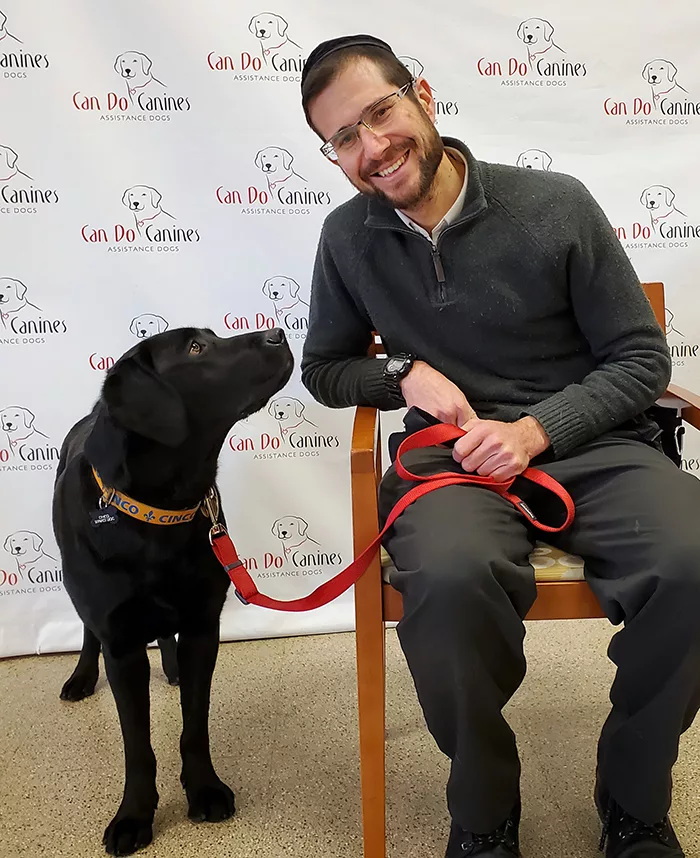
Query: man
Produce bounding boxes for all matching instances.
[300,34,700,858]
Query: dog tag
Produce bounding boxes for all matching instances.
[91,508,119,527]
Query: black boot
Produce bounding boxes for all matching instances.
[595,777,684,857]
[445,797,521,857]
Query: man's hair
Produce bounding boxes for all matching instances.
[301,46,414,137]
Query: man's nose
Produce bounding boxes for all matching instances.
[357,123,391,160]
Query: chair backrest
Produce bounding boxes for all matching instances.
[369,281,665,356]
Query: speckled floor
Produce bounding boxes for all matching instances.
[0,621,698,858]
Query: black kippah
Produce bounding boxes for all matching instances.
[301,34,396,88]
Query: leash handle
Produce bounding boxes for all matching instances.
[212,423,575,612]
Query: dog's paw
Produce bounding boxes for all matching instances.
[60,670,98,701]
[186,780,236,823]
[103,815,154,856]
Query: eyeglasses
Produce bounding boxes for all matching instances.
[320,80,415,162]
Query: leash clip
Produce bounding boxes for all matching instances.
[98,485,115,510]
[208,522,227,545]
[201,487,220,523]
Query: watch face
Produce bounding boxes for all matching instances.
[386,357,403,373]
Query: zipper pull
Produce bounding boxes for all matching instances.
[431,246,446,283]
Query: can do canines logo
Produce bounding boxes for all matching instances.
[0,277,68,346]
[227,395,340,459]
[0,406,60,472]
[236,516,343,583]
[476,17,587,87]
[1,530,62,595]
[614,184,700,250]
[216,146,332,216]
[0,9,50,79]
[72,51,192,122]
[81,185,201,251]
[208,12,306,83]
[0,144,59,216]
[603,59,698,125]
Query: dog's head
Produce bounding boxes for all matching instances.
[267,396,304,422]
[114,51,152,80]
[122,185,161,213]
[640,185,675,210]
[0,144,19,174]
[0,406,35,433]
[271,516,308,541]
[3,530,43,557]
[642,59,678,86]
[0,277,28,311]
[516,149,552,171]
[130,314,169,338]
[255,147,293,174]
[262,276,301,302]
[398,56,424,79]
[248,13,288,41]
[517,18,554,46]
[88,327,294,478]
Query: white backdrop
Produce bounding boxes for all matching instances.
[1,1,699,658]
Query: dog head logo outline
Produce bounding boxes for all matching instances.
[517,17,555,47]
[3,530,56,571]
[271,515,320,555]
[516,149,553,171]
[248,12,301,58]
[398,56,425,79]
[254,147,307,190]
[0,277,41,321]
[130,314,169,338]
[1,405,37,434]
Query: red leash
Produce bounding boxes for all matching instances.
[210,423,575,612]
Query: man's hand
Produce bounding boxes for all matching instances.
[452,416,550,482]
[400,361,478,426]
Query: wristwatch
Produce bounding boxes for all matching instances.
[383,353,415,395]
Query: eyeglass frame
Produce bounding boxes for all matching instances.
[319,79,416,161]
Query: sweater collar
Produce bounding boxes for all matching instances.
[364,138,488,231]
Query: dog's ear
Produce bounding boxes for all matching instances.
[156,315,168,332]
[297,518,308,537]
[129,317,139,335]
[248,15,258,34]
[31,532,42,552]
[114,53,123,73]
[254,150,264,169]
[13,279,27,300]
[268,400,276,417]
[640,188,649,205]
[102,354,188,447]
[293,399,303,417]
[667,61,678,83]
[542,151,552,170]
[289,278,300,298]
[516,153,524,168]
[139,53,152,75]
[276,15,288,37]
[516,21,526,41]
[148,186,162,208]
[3,535,12,553]
[281,149,293,170]
[122,188,131,207]
[271,520,281,537]
[262,279,272,297]
[663,186,675,206]
[22,408,35,429]
[542,19,554,40]
[4,147,18,169]
[641,62,651,83]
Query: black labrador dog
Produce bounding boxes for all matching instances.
[52,326,293,856]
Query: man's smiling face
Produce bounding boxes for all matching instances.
[308,59,444,211]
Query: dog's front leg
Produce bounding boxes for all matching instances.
[102,647,158,856]
[178,627,235,823]
[60,624,101,701]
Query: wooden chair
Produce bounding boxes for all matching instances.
[350,282,700,858]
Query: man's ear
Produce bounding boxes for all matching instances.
[102,355,188,447]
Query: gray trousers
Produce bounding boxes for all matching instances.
[379,429,700,833]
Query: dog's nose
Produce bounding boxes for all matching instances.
[271,291,279,298]
[259,28,266,35]
[649,200,656,207]
[6,422,14,429]
[651,75,657,81]
[265,328,286,346]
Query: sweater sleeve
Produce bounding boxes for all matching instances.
[521,179,671,458]
[301,223,406,410]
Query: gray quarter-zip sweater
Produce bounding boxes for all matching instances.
[300,138,671,458]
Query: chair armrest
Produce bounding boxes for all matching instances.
[351,406,379,475]
[666,383,700,432]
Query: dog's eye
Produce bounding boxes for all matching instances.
[189,341,202,355]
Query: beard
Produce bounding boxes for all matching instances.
[345,117,445,211]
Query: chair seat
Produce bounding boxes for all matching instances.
[380,541,585,583]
